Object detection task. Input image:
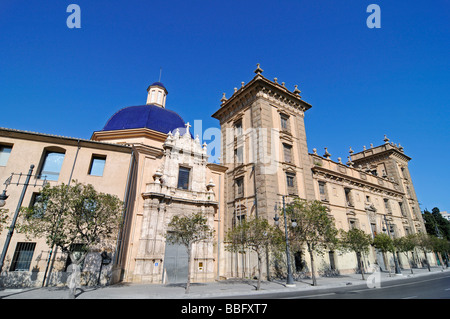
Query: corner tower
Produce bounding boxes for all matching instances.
[350,136,426,234]
[212,64,315,231]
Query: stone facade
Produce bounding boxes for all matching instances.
[0,66,434,288]
[130,127,218,283]
[212,65,433,279]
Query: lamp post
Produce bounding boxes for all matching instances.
[0,165,35,273]
[383,214,402,275]
[273,195,296,287]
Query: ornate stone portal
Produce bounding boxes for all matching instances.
[133,125,218,283]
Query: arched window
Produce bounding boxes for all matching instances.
[38,147,66,181]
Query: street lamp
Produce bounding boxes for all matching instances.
[273,195,296,287]
[382,215,402,275]
[0,165,35,273]
[0,190,8,207]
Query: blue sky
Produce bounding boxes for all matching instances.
[0,1,448,212]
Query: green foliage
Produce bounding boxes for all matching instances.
[422,207,450,240]
[225,217,276,255]
[429,235,450,254]
[286,199,339,254]
[166,212,214,293]
[225,216,277,290]
[393,234,416,253]
[372,233,394,252]
[339,228,372,255]
[414,232,433,252]
[339,228,373,279]
[166,212,214,248]
[285,198,338,286]
[18,181,123,259]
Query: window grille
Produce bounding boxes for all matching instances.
[10,242,36,271]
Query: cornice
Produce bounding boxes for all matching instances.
[0,127,132,153]
[352,145,411,164]
[212,74,312,122]
[91,127,168,143]
[206,163,228,173]
[312,165,404,198]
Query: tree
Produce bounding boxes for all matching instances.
[414,233,432,271]
[225,216,277,291]
[286,199,339,286]
[423,208,450,241]
[339,228,373,280]
[18,181,123,298]
[393,234,417,274]
[429,235,450,269]
[372,233,394,275]
[166,212,214,294]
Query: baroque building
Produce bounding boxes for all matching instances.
[0,67,432,288]
[212,64,428,277]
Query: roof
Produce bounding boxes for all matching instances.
[147,82,168,93]
[102,104,188,135]
[0,127,133,153]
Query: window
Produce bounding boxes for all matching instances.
[177,166,190,190]
[286,174,295,188]
[10,242,36,271]
[389,225,396,237]
[150,90,156,103]
[399,202,406,216]
[0,144,12,166]
[345,188,353,206]
[39,150,65,181]
[283,144,292,163]
[280,114,289,131]
[236,177,244,198]
[319,181,327,201]
[89,155,106,176]
[384,199,391,214]
[349,219,358,229]
[235,120,242,136]
[370,223,377,237]
[404,227,411,235]
[235,147,243,164]
[157,91,162,104]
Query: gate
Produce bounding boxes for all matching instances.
[163,241,188,284]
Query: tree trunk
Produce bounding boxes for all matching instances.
[357,252,365,280]
[256,252,262,291]
[185,244,192,294]
[382,252,391,276]
[308,245,317,286]
[406,252,413,274]
[437,252,445,270]
[423,249,430,271]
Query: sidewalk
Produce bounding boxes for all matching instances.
[0,267,448,299]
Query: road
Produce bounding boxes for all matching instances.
[215,271,450,299]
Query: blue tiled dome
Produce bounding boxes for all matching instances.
[102,104,188,135]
